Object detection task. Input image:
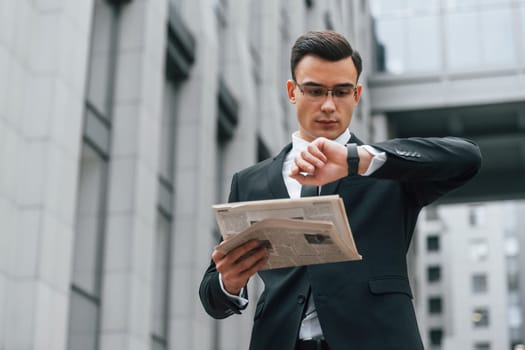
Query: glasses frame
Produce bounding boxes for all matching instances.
[294,80,358,102]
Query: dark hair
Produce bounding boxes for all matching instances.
[290,30,363,82]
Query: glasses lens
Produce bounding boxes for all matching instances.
[332,87,353,98]
[303,86,327,99]
[299,84,354,101]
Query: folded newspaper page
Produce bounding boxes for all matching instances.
[213,195,362,270]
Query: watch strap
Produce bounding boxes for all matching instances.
[346,143,360,176]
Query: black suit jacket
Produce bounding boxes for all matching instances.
[200,135,481,350]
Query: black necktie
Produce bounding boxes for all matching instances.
[300,185,319,197]
[299,185,319,325]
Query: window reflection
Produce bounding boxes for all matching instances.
[407,15,440,72]
[72,144,107,295]
[67,292,99,350]
[480,8,515,66]
[446,11,480,69]
[375,17,405,73]
[518,4,525,65]
[371,0,522,74]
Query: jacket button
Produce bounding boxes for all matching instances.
[297,295,306,304]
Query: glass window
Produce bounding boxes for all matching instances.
[426,206,439,221]
[427,266,441,283]
[479,0,511,5]
[405,0,440,14]
[427,235,440,252]
[472,274,488,293]
[406,15,441,72]
[469,239,488,262]
[428,296,443,314]
[508,304,522,328]
[469,205,485,226]
[480,8,515,67]
[521,6,525,65]
[429,328,443,346]
[472,308,490,327]
[444,0,477,11]
[151,212,171,349]
[69,1,116,348]
[505,236,519,257]
[474,342,491,350]
[67,291,99,350]
[84,109,111,154]
[86,0,114,118]
[375,17,406,74]
[159,82,181,182]
[151,339,166,350]
[507,266,520,290]
[72,144,107,295]
[446,11,481,70]
[152,77,178,349]
[370,0,405,16]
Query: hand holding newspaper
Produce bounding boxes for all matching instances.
[213,195,362,270]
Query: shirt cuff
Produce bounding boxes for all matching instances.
[218,273,249,307]
[361,145,387,176]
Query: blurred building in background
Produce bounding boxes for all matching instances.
[0,1,374,349]
[0,0,524,350]
[370,1,525,349]
[415,203,525,350]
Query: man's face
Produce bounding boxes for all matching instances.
[287,55,362,142]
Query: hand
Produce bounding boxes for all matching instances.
[289,137,373,186]
[212,239,268,295]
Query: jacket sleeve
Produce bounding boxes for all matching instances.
[370,137,482,206]
[199,173,249,319]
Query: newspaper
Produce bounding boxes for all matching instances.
[213,195,362,270]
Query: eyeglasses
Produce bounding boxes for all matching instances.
[294,81,357,102]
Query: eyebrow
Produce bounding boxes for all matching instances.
[301,81,356,88]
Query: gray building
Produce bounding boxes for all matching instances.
[415,203,525,350]
[369,1,525,349]
[0,1,374,349]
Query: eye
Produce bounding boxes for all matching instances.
[305,87,326,97]
[333,88,352,98]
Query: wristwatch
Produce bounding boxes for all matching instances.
[346,143,360,175]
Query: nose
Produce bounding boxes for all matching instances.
[320,92,336,112]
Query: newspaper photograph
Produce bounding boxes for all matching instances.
[213,195,362,269]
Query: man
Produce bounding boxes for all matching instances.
[199,30,481,350]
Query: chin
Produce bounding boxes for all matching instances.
[317,130,341,140]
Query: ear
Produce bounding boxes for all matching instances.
[287,80,296,104]
[354,84,363,104]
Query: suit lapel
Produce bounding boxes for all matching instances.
[267,143,292,199]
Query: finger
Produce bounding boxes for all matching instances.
[235,246,268,273]
[305,143,328,164]
[289,172,321,186]
[220,248,268,285]
[293,155,317,174]
[223,251,268,284]
[237,254,269,279]
[221,239,263,265]
[300,149,326,170]
[211,249,226,264]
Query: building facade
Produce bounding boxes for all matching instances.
[0,1,375,349]
[415,203,525,350]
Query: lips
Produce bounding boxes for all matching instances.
[316,119,338,124]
